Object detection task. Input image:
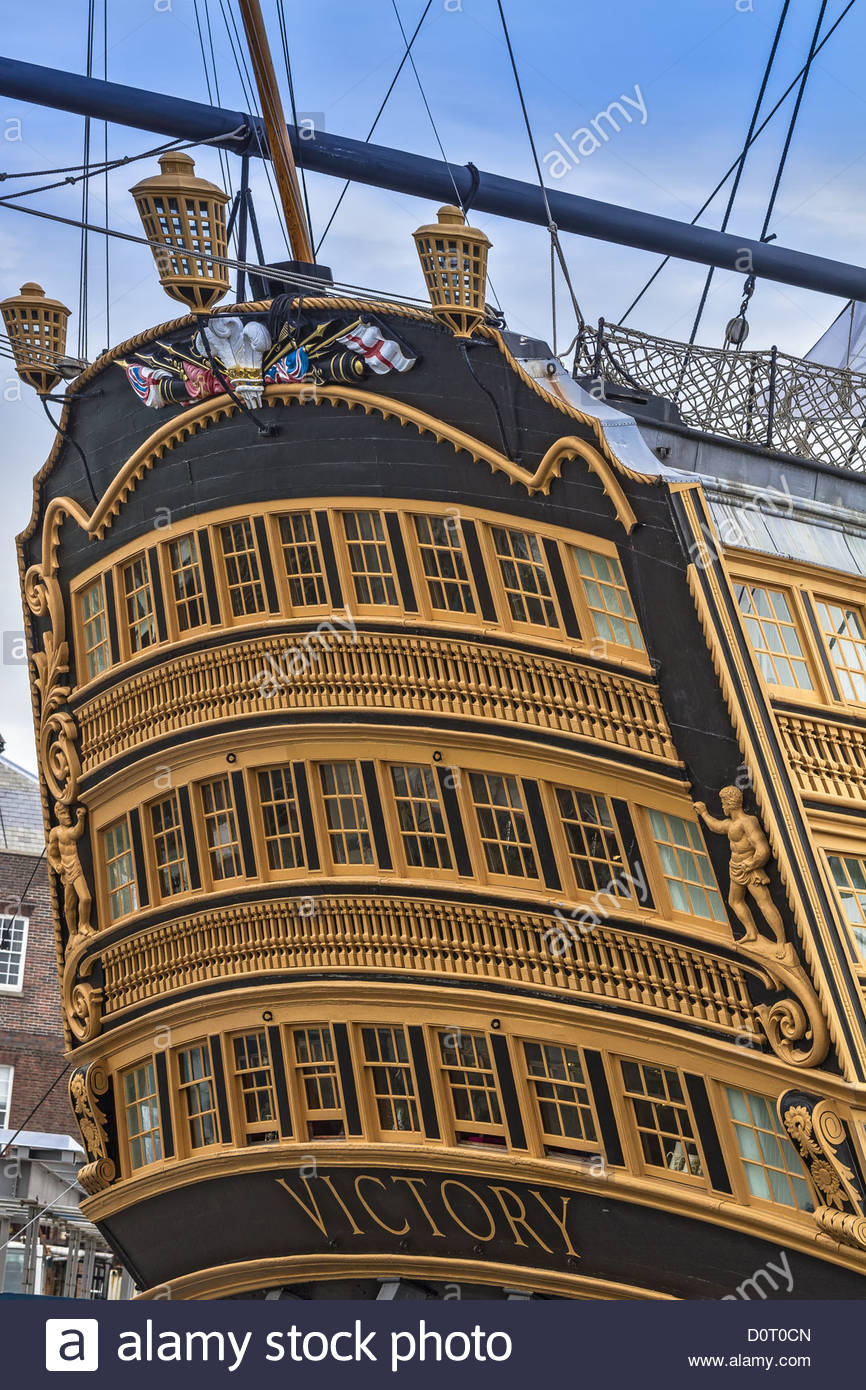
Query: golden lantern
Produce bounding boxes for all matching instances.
[131,152,230,312]
[412,204,492,338]
[0,283,71,395]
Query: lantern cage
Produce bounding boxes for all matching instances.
[131,152,230,312]
[412,205,492,338]
[0,283,71,395]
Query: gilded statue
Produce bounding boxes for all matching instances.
[694,785,789,956]
[47,800,93,939]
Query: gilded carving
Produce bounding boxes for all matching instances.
[694,787,790,959]
[66,976,103,1043]
[69,1062,116,1195]
[781,1093,866,1248]
[47,801,93,939]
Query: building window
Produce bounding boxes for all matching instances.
[469,771,538,880]
[342,511,398,607]
[621,1060,704,1178]
[725,1088,813,1209]
[199,776,244,882]
[735,584,813,691]
[177,1043,220,1150]
[826,853,866,961]
[573,546,644,650]
[122,1061,162,1169]
[102,817,138,921]
[257,766,304,871]
[120,555,157,654]
[648,809,726,922]
[0,1065,12,1128]
[413,514,475,614]
[166,534,207,632]
[278,512,327,608]
[79,579,110,680]
[0,916,28,992]
[150,793,189,898]
[491,526,558,628]
[555,787,628,897]
[523,1041,597,1154]
[390,764,452,870]
[438,1029,505,1145]
[318,761,373,866]
[291,1026,345,1139]
[231,1031,279,1145]
[218,519,266,617]
[361,1026,420,1134]
[815,599,866,703]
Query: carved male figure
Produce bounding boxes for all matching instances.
[694,785,787,953]
[47,800,93,938]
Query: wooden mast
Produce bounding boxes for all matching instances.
[237,0,314,264]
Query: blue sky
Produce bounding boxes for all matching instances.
[2,0,865,768]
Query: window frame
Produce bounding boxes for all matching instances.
[433,1026,508,1148]
[461,768,543,889]
[641,805,728,928]
[119,1057,163,1175]
[117,551,158,661]
[75,575,111,684]
[403,510,481,622]
[266,509,332,618]
[249,763,307,880]
[821,846,866,971]
[159,530,211,642]
[618,1056,708,1187]
[718,1084,814,1213]
[0,1064,13,1128]
[479,521,564,638]
[334,508,402,615]
[355,1023,423,1143]
[286,1024,346,1141]
[194,774,246,890]
[229,1028,281,1147]
[386,761,455,879]
[144,789,192,905]
[100,814,139,923]
[173,1039,222,1155]
[520,1037,601,1161]
[813,594,866,708]
[544,782,634,907]
[564,542,647,658]
[211,517,269,625]
[0,915,29,994]
[311,758,377,874]
[731,576,824,703]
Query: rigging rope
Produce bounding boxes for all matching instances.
[193,0,234,199]
[495,0,585,350]
[315,0,434,256]
[102,0,110,350]
[687,0,791,347]
[276,0,315,246]
[77,0,96,361]
[620,0,856,324]
[390,0,464,207]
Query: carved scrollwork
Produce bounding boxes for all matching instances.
[69,1061,115,1195]
[749,964,830,1069]
[66,978,103,1043]
[780,1092,866,1248]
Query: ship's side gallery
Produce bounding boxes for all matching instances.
[17,297,866,1300]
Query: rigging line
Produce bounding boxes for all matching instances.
[314,0,434,256]
[193,0,230,195]
[0,197,431,306]
[103,0,110,350]
[78,0,96,362]
[495,0,585,339]
[217,0,290,253]
[0,1056,71,1164]
[688,0,792,347]
[276,0,314,246]
[0,1179,80,1253]
[759,0,828,244]
[390,0,463,205]
[206,0,234,197]
[620,0,857,324]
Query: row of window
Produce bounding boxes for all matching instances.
[734,574,866,710]
[97,757,728,929]
[118,1023,813,1215]
[73,506,646,681]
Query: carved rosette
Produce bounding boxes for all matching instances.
[780,1092,866,1249]
[69,1061,115,1195]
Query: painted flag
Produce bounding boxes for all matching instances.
[265,346,310,384]
[337,321,416,374]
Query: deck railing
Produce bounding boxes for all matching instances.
[574,320,866,472]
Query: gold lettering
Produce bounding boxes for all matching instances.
[392,1176,446,1237]
[320,1175,365,1235]
[440,1180,496,1242]
[489,1185,553,1252]
[354,1176,410,1236]
[275,1176,328,1237]
[530,1190,580,1258]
